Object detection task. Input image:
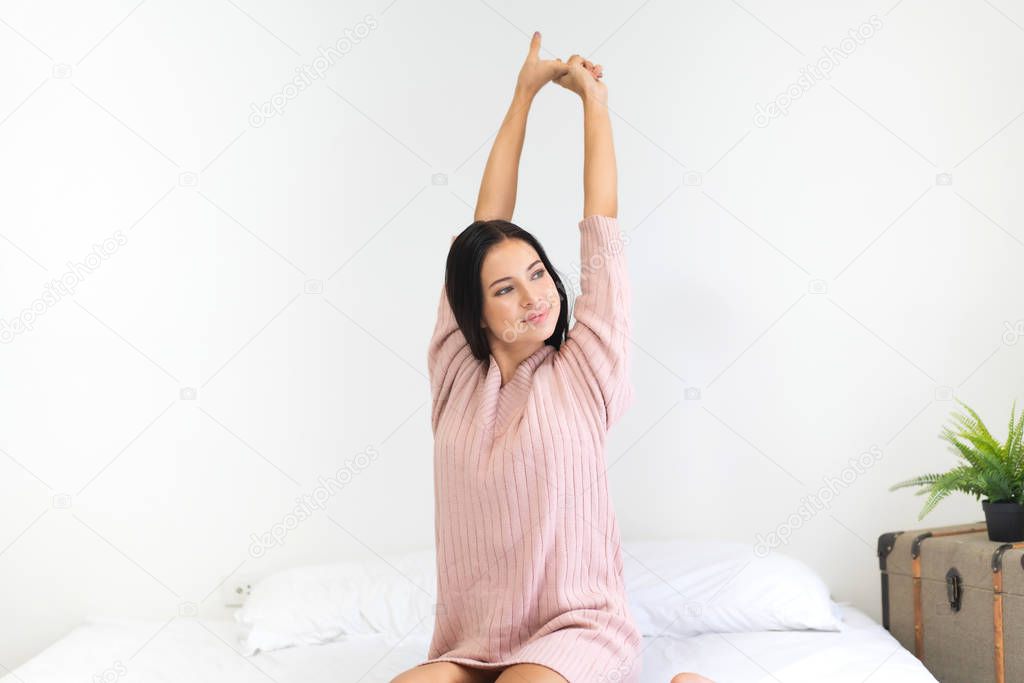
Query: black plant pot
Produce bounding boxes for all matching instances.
[982,500,1024,542]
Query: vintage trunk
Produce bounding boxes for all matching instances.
[878,521,1024,683]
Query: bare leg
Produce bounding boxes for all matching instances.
[494,663,568,682]
[671,673,716,683]
[390,661,501,683]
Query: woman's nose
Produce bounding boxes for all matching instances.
[522,293,544,310]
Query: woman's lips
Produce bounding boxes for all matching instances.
[525,308,548,324]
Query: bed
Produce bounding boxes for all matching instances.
[2,603,936,682]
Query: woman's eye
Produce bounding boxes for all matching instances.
[496,270,544,296]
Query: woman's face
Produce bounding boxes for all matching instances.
[479,238,559,349]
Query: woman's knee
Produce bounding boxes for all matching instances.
[391,662,497,683]
[494,663,567,682]
[671,673,716,683]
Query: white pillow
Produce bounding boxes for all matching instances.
[235,538,842,655]
[234,548,437,655]
[621,538,843,637]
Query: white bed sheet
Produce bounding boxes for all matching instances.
[3,603,936,683]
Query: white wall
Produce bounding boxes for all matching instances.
[3,0,1023,673]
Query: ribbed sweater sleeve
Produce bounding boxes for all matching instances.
[563,214,635,429]
[427,278,470,435]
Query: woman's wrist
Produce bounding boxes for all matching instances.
[582,89,608,108]
[513,83,538,104]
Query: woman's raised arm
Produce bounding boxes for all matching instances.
[582,82,616,218]
[474,32,568,222]
[555,54,615,218]
[554,58,632,428]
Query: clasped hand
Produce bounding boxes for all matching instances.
[516,31,605,102]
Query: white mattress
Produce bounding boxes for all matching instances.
[3,604,936,682]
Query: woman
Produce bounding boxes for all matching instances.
[391,33,714,683]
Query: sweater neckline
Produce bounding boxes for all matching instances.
[484,344,556,433]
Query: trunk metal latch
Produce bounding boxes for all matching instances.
[946,567,963,612]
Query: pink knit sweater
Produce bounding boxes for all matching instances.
[417,215,641,682]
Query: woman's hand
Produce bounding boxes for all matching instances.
[554,54,606,103]
[515,32,570,97]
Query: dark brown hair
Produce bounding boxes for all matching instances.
[445,219,569,362]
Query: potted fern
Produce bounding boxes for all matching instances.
[889,398,1024,542]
